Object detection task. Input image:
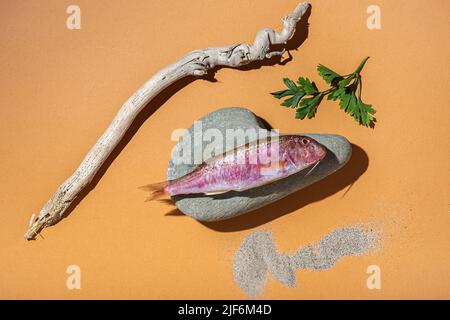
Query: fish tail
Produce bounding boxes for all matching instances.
[138,181,170,201]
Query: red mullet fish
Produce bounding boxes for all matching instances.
[141,135,327,201]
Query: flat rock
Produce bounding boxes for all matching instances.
[167,107,351,221]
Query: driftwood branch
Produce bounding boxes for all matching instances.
[24,2,310,240]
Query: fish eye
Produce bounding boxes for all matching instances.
[301,138,310,145]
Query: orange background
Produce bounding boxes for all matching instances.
[1,0,449,299]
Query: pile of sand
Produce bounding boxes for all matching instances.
[233,224,381,297]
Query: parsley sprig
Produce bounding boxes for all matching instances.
[271,57,376,127]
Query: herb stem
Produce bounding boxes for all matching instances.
[357,76,362,99]
[355,56,370,75]
[320,88,335,95]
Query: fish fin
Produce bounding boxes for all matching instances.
[138,182,170,201]
[260,160,285,175]
[204,190,229,196]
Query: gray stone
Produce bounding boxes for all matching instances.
[167,107,351,221]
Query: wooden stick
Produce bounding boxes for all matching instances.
[24,2,310,240]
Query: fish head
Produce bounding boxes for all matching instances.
[288,136,327,168]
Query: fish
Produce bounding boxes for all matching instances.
[140,135,327,201]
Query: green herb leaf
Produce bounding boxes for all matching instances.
[317,64,342,85]
[283,78,298,91]
[338,93,351,110]
[297,93,323,119]
[291,93,304,108]
[295,106,309,119]
[297,77,318,95]
[358,100,376,127]
[327,87,346,101]
[271,89,294,99]
[280,93,305,108]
